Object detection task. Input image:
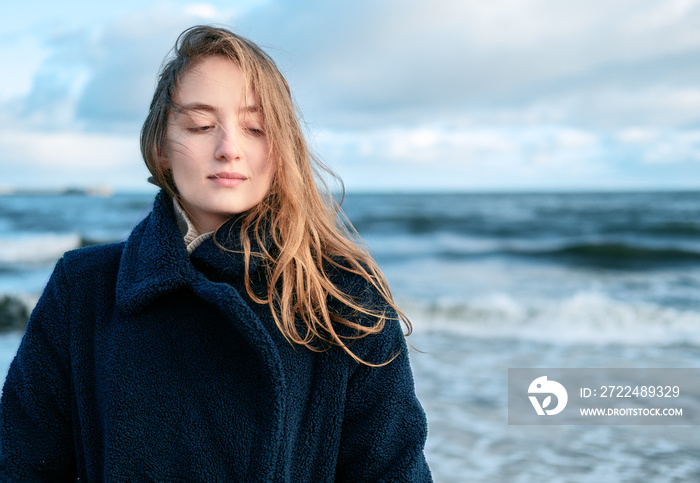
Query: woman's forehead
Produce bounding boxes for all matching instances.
[174,56,260,106]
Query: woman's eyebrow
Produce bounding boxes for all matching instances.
[179,102,219,114]
[178,102,260,114]
[241,105,260,113]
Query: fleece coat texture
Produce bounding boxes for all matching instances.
[0,192,432,482]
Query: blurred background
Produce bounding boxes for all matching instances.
[2,1,700,481]
[2,0,700,192]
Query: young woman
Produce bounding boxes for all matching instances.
[0,26,431,481]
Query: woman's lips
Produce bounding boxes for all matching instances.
[209,172,247,187]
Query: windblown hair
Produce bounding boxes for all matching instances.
[141,25,411,366]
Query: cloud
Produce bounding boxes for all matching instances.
[11,30,91,129]
[616,126,700,164]
[0,130,137,169]
[315,124,610,190]
[2,0,700,190]
[239,0,700,130]
[184,3,224,19]
[10,0,700,132]
[75,4,239,130]
[5,3,241,133]
[0,36,47,103]
[0,129,146,189]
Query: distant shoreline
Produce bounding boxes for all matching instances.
[0,186,119,197]
[1,186,699,197]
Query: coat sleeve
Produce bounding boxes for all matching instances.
[0,258,78,481]
[335,293,432,482]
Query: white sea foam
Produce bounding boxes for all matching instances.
[401,290,700,346]
[0,233,82,265]
[408,330,700,482]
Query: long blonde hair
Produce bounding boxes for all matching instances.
[140,25,411,365]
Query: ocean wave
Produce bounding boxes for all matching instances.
[369,235,700,267]
[534,242,700,266]
[350,211,700,238]
[2,285,698,345]
[0,233,83,265]
[401,291,700,346]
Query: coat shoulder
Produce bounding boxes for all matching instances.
[60,241,125,281]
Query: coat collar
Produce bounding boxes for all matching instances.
[116,192,287,474]
[116,191,267,314]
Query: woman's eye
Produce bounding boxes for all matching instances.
[245,127,265,137]
[187,125,214,133]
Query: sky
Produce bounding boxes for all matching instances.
[1,0,700,192]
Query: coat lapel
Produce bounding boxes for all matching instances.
[116,191,201,314]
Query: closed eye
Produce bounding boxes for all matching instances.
[187,125,215,133]
[244,127,265,137]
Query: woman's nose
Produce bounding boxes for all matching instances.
[214,127,242,161]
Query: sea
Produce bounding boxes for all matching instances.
[1,190,700,482]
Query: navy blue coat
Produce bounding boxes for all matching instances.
[0,192,431,481]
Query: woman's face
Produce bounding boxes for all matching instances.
[164,55,274,233]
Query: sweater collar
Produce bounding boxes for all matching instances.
[116,191,267,314]
[172,198,214,253]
